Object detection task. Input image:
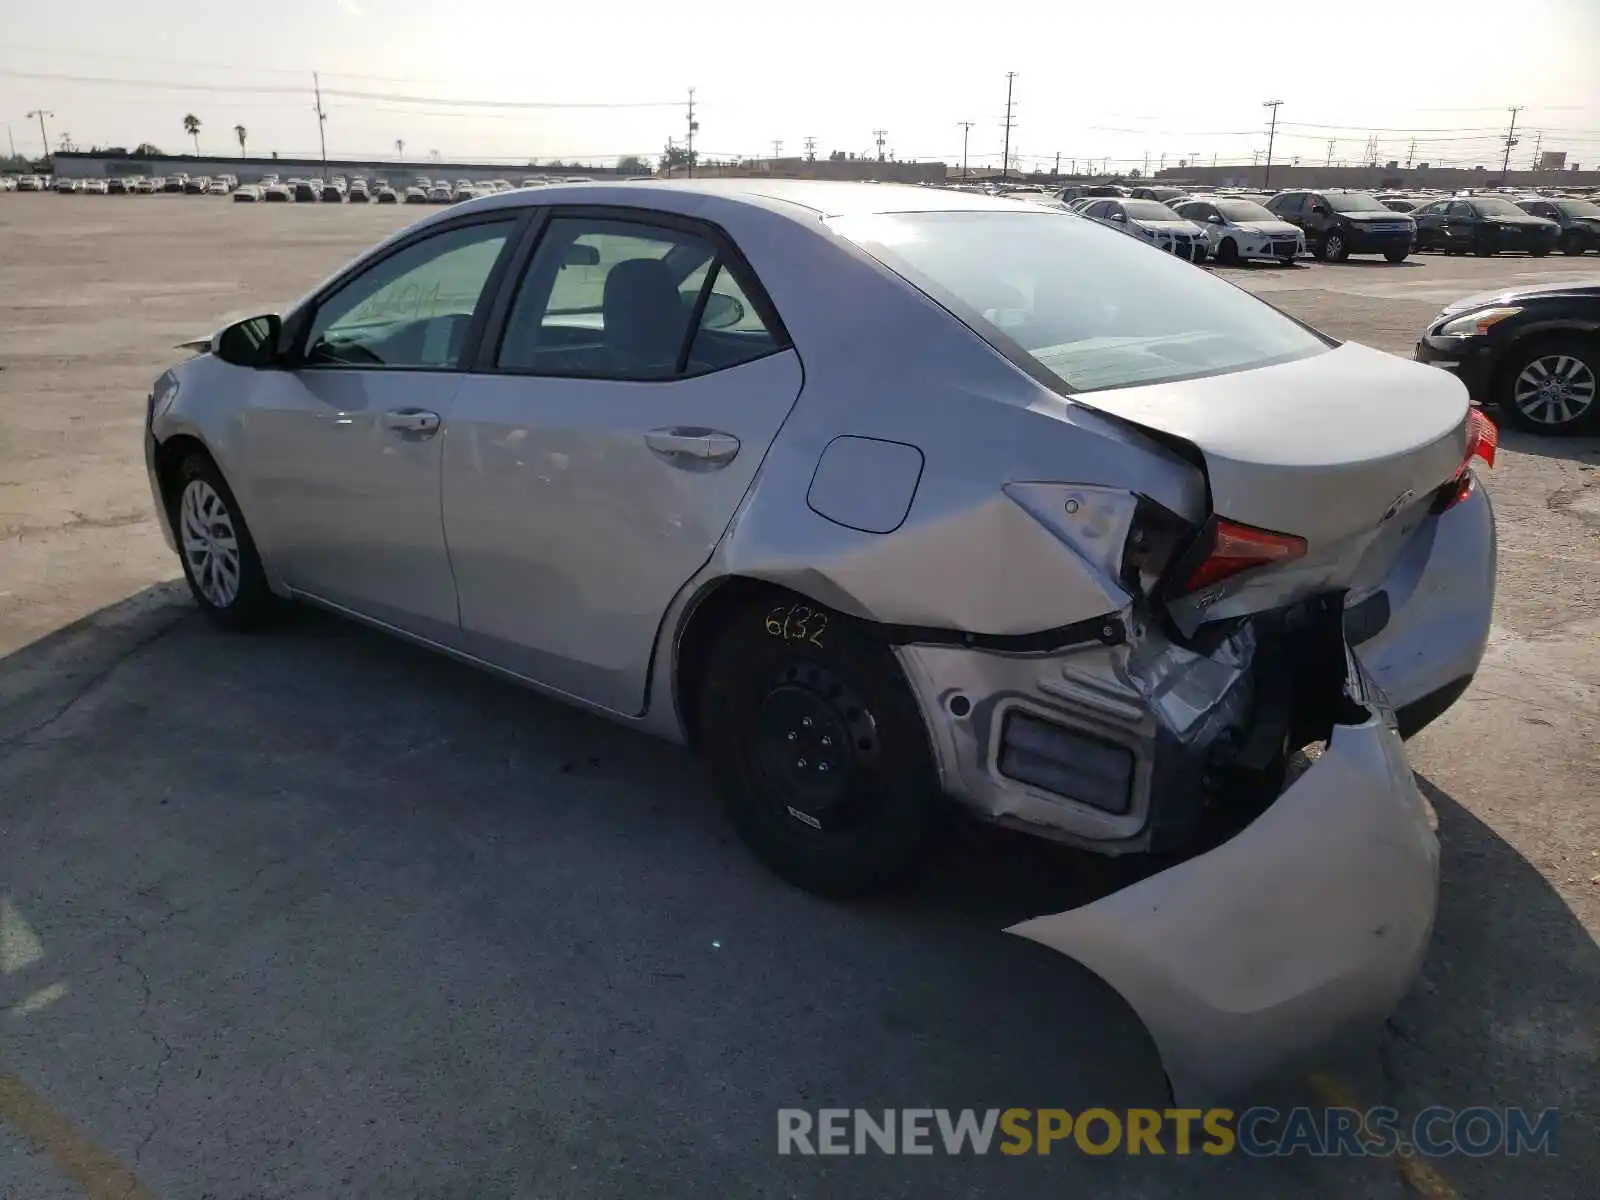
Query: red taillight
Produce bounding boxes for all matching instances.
[1178,518,1308,594]
[1466,409,1498,469]
[1435,410,1498,512]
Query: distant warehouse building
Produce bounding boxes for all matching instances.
[47,150,632,185]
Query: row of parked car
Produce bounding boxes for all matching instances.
[979,180,1600,264]
[229,173,594,205]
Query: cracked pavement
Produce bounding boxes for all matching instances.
[2,199,1597,1199]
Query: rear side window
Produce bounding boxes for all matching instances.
[830,210,1327,394]
[496,216,783,380]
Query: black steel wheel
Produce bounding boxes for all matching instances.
[698,596,940,896]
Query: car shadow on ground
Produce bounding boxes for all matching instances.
[1385,778,1600,1198]
[2,588,1592,1196]
[1493,423,1600,466]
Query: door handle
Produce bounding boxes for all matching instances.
[384,409,441,436]
[644,428,741,466]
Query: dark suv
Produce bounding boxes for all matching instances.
[1265,189,1416,263]
[1515,197,1600,255]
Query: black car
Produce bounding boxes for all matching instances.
[1411,196,1559,257]
[1514,197,1600,255]
[1264,189,1416,262]
[1414,280,1600,435]
[293,180,319,202]
[106,177,129,195]
[320,183,343,202]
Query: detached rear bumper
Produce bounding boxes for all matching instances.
[1010,705,1438,1104]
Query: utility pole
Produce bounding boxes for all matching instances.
[872,129,888,162]
[5,122,15,159]
[395,138,404,163]
[1143,149,1150,175]
[25,109,53,160]
[771,139,783,160]
[803,136,817,161]
[1000,71,1017,180]
[1405,138,1416,169]
[1262,99,1283,189]
[1529,130,1542,171]
[957,121,974,178]
[1159,151,1166,171]
[312,72,328,178]
[1325,138,1336,167]
[1053,150,1060,176]
[1212,152,1217,167]
[1499,106,1522,185]
[686,88,698,178]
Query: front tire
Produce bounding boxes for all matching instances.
[1318,229,1349,262]
[1217,237,1240,266]
[1530,246,1551,258]
[1473,243,1495,257]
[1385,249,1409,263]
[698,598,940,896]
[1560,234,1587,256]
[171,451,279,629]
[1495,338,1600,435]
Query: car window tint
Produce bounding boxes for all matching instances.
[305,221,513,369]
[832,210,1326,394]
[684,261,782,372]
[500,217,742,380]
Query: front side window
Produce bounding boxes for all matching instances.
[830,210,1327,394]
[304,221,514,369]
[1270,193,1304,216]
[497,216,783,379]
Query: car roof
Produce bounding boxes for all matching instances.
[441,178,1053,226]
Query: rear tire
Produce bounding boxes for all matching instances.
[170,451,279,630]
[1473,244,1495,257]
[1560,234,1587,256]
[698,597,940,897]
[1494,338,1600,436]
[1530,246,1551,258]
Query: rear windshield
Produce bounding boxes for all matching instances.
[830,210,1327,393]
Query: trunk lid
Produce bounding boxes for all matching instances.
[1072,342,1471,630]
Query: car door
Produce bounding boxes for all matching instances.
[1412,201,1443,247]
[1446,201,1476,250]
[443,210,804,715]
[1270,192,1305,233]
[239,214,521,642]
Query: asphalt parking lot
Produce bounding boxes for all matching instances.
[2,194,1597,1200]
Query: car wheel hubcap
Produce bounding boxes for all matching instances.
[179,479,242,607]
[752,662,881,834]
[1514,355,1597,426]
[1327,235,1342,256]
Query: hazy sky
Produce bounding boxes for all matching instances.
[4,0,1599,170]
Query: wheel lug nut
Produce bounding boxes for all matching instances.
[797,758,807,768]
[801,717,812,728]
[787,731,797,741]
[820,736,832,747]
[818,763,829,772]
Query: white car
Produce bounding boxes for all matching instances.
[16,175,42,191]
[1173,197,1306,266]
[1080,197,1209,262]
[83,178,109,194]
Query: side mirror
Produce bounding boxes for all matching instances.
[700,292,746,330]
[1111,212,1127,222]
[214,314,282,368]
[1208,215,1223,224]
[563,243,600,267]
[1310,203,1329,215]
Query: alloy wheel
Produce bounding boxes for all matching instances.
[1513,354,1597,428]
[179,478,242,608]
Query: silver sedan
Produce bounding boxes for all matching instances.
[146,180,1497,1100]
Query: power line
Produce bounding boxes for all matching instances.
[0,68,681,108]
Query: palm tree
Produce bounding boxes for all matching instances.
[183,114,201,155]
[394,138,404,162]
[234,124,247,157]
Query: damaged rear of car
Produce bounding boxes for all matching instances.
[816,206,1497,1099]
